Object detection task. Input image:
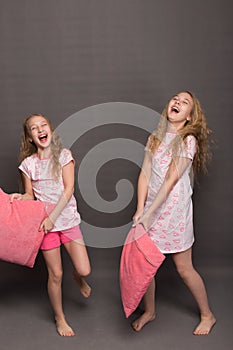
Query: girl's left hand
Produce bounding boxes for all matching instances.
[137,212,153,232]
[10,193,23,202]
[39,217,54,234]
[132,208,144,227]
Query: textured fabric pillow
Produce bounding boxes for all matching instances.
[120,224,165,318]
[0,188,46,268]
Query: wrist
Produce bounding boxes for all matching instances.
[136,205,144,212]
[47,214,56,226]
[22,193,34,200]
[145,208,153,217]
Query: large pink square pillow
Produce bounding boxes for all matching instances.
[120,224,165,318]
[0,188,46,268]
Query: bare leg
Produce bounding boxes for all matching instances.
[64,239,91,298]
[131,278,156,332]
[42,248,75,336]
[172,248,216,335]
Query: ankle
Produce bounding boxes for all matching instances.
[144,310,155,318]
[55,314,66,323]
[200,311,215,319]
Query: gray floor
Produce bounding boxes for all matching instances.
[0,247,232,350]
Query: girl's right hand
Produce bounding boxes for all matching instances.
[136,212,153,232]
[132,208,144,226]
[10,193,23,203]
[39,216,54,234]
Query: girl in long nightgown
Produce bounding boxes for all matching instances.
[132,91,216,335]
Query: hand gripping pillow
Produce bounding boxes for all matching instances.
[0,188,47,268]
[120,224,165,318]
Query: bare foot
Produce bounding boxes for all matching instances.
[73,271,91,298]
[193,313,216,335]
[131,312,155,332]
[55,317,75,337]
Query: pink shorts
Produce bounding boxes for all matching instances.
[40,225,83,251]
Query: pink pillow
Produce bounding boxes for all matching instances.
[120,224,165,318]
[0,188,47,268]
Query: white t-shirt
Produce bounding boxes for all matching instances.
[19,148,81,231]
[144,133,196,253]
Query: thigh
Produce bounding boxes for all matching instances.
[172,247,193,270]
[40,231,61,251]
[42,247,63,275]
[64,239,91,276]
[60,225,83,243]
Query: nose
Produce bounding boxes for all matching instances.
[175,99,180,105]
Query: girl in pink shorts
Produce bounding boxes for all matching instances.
[11,114,91,337]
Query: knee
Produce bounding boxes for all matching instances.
[175,263,192,281]
[82,266,91,277]
[77,265,91,278]
[49,268,63,284]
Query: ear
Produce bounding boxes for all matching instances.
[186,114,192,122]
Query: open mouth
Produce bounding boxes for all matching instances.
[171,106,179,113]
[38,134,48,143]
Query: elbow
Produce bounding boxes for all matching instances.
[68,186,74,197]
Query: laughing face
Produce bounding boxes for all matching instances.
[27,115,52,150]
[167,92,193,130]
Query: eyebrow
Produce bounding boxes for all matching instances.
[29,120,47,127]
[174,95,192,104]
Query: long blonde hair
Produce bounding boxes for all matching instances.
[19,114,63,180]
[148,91,212,175]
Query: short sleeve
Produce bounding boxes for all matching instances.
[18,158,32,178]
[173,135,197,161]
[59,149,74,167]
[176,135,197,160]
[185,135,197,160]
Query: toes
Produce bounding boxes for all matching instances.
[56,320,75,337]
[131,323,140,332]
[193,322,214,335]
[58,329,75,337]
[131,313,155,332]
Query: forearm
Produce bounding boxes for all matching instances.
[136,178,177,232]
[48,187,74,224]
[145,177,177,216]
[21,192,35,200]
[145,157,190,216]
[136,171,149,210]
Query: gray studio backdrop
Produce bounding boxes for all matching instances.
[0,1,232,260]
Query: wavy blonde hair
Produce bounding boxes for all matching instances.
[19,114,63,180]
[147,91,212,175]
